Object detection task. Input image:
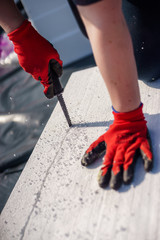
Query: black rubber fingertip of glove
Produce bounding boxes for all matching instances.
[141,150,153,172]
[110,168,123,190]
[81,152,98,166]
[142,131,153,172]
[140,148,153,172]
[98,166,112,188]
[123,165,134,184]
[81,141,106,166]
[123,149,139,184]
[143,157,153,172]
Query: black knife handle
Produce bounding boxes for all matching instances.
[49,59,64,95]
[53,73,64,95]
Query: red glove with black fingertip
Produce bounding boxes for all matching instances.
[81,104,153,190]
[8,20,63,99]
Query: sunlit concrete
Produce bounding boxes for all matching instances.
[0,67,160,240]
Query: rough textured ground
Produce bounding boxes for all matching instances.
[0,55,95,213]
[0,67,160,240]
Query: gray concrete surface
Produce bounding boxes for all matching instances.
[0,55,96,213]
[0,67,160,240]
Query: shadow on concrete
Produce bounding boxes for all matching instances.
[72,120,113,129]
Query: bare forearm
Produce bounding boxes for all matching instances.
[0,0,24,33]
[90,12,140,112]
[78,0,141,112]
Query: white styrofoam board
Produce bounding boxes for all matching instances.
[0,67,160,240]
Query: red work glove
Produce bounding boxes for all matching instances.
[81,104,153,189]
[8,20,63,99]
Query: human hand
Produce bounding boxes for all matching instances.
[81,105,153,190]
[8,20,63,99]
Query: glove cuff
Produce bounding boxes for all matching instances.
[8,20,32,43]
[112,102,143,113]
[113,103,145,122]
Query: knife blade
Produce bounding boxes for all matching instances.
[57,94,72,127]
[52,70,72,127]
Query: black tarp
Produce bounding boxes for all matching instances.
[0,67,58,172]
